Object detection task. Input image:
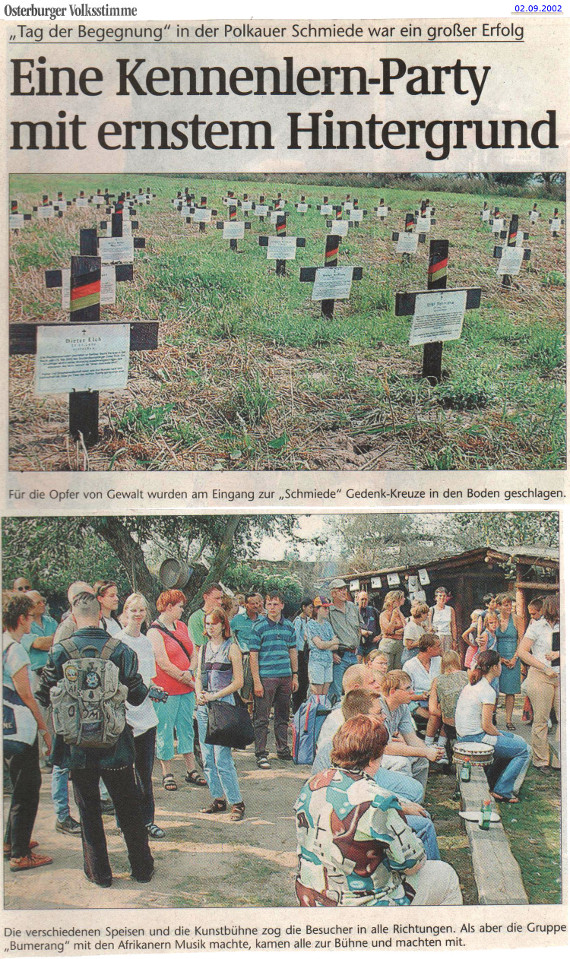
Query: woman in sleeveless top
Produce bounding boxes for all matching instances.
[428,586,457,656]
[195,607,245,821]
[495,592,522,730]
[379,590,406,670]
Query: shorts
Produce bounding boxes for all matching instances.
[308,659,333,685]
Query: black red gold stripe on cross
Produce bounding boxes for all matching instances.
[428,257,448,282]
[11,201,18,213]
[276,217,286,235]
[70,270,101,314]
[229,206,237,220]
[325,237,339,262]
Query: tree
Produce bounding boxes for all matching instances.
[2,515,305,614]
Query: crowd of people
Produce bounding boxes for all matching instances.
[2,573,560,906]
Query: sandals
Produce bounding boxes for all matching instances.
[230,802,245,821]
[146,823,166,839]
[491,792,519,804]
[506,723,516,731]
[201,799,227,814]
[185,770,207,787]
[162,774,177,791]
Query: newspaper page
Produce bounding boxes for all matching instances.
[0,0,568,955]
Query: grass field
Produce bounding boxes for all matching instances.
[9,174,566,471]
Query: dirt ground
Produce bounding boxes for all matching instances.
[3,738,306,911]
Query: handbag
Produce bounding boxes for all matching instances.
[205,694,254,749]
[3,643,38,757]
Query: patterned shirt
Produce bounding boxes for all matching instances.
[295,767,424,907]
[248,614,296,678]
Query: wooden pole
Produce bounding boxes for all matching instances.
[68,256,101,445]
[421,239,449,383]
[322,235,339,319]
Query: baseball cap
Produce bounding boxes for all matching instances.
[313,596,331,608]
[329,578,347,590]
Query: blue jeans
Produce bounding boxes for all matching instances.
[458,731,531,798]
[196,705,242,805]
[329,650,358,705]
[406,814,440,861]
[374,766,423,804]
[51,764,70,821]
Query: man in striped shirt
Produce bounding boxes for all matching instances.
[248,591,298,769]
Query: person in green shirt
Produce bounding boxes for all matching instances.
[187,583,224,648]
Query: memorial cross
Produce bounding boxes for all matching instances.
[11,255,158,446]
[9,199,32,231]
[493,215,531,287]
[295,195,311,214]
[549,208,564,237]
[215,204,251,251]
[251,195,270,222]
[299,235,363,318]
[258,214,305,275]
[395,238,481,382]
[239,194,253,216]
[392,213,426,260]
[374,198,392,220]
[186,196,218,232]
[480,201,490,223]
[33,195,61,220]
[528,203,541,225]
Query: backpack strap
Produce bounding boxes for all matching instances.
[100,636,121,661]
[150,621,192,669]
[60,638,81,659]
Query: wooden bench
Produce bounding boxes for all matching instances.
[459,767,529,904]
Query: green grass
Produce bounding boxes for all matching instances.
[8,174,566,470]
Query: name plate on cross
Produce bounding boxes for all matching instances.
[297,203,308,213]
[376,206,388,218]
[416,217,431,233]
[253,205,269,217]
[408,290,468,346]
[35,323,130,395]
[311,266,353,301]
[266,236,298,260]
[319,205,333,215]
[240,201,253,211]
[529,210,539,223]
[193,208,212,223]
[330,220,349,237]
[491,218,505,233]
[99,236,135,265]
[497,246,524,276]
[10,214,25,229]
[223,222,245,240]
[396,233,419,254]
[349,210,364,222]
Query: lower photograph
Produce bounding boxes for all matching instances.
[1,510,562,910]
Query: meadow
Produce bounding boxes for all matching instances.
[8,174,566,471]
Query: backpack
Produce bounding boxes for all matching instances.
[50,637,127,749]
[291,694,331,766]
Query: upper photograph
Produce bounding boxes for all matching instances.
[8,172,566,472]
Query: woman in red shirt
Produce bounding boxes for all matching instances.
[147,590,206,791]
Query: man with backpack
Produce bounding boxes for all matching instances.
[37,591,154,888]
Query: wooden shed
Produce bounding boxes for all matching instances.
[338,544,559,635]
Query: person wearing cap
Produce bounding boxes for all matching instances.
[306,597,339,698]
[327,580,361,705]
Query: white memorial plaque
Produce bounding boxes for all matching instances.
[396,233,419,254]
[223,222,245,240]
[38,205,54,219]
[481,209,490,222]
[416,217,431,233]
[349,579,360,592]
[514,231,525,248]
[350,210,364,222]
[104,220,132,237]
[370,576,382,589]
[343,201,354,211]
[75,197,88,208]
[312,266,353,301]
[550,218,561,232]
[270,211,281,225]
[222,197,232,205]
[241,201,253,211]
[61,266,116,308]
[491,218,505,233]
[9,214,24,229]
[497,246,524,276]
[387,573,401,587]
[297,203,308,213]
[529,210,539,223]
[267,236,297,260]
[99,236,135,265]
[92,195,105,206]
[275,200,285,210]
[376,206,388,218]
[253,205,269,217]
[180,205,191,217]
[193,208,212,223]
[330,220,349,237]
[35,323,130,395]
[319,204,333,215]
[409,289,467,346]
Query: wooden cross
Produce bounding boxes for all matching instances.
[488,209,505,234]
[186,196,218,232]
[272,193,286,211]
[374,198,391,220]
[9,199,32,231]
[395,239,481,382]
[549,208,564,237]
[45,229,136,307]
[300,235,363,318]
[325,215,349,239]
[239,194,253,217]
[528,203,541,225]
[295,195,311,214]
[74,190,89,209]
[216,204,251,251]
[415,198,435,217]
[480,202,490,223]
[99,201,144,244]
[494,215,531,287]
[348,207,368,228]
[11,255,158,446]
[251,196,270,222]
[33,195,62,220]
[316,197,334,216]
[53,191,71,214]
[259,214,305,275]
[414,208,436,234]
[392,213,426,260]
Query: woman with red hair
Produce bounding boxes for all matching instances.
[147,590,206,791]
[195,607,245,820]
